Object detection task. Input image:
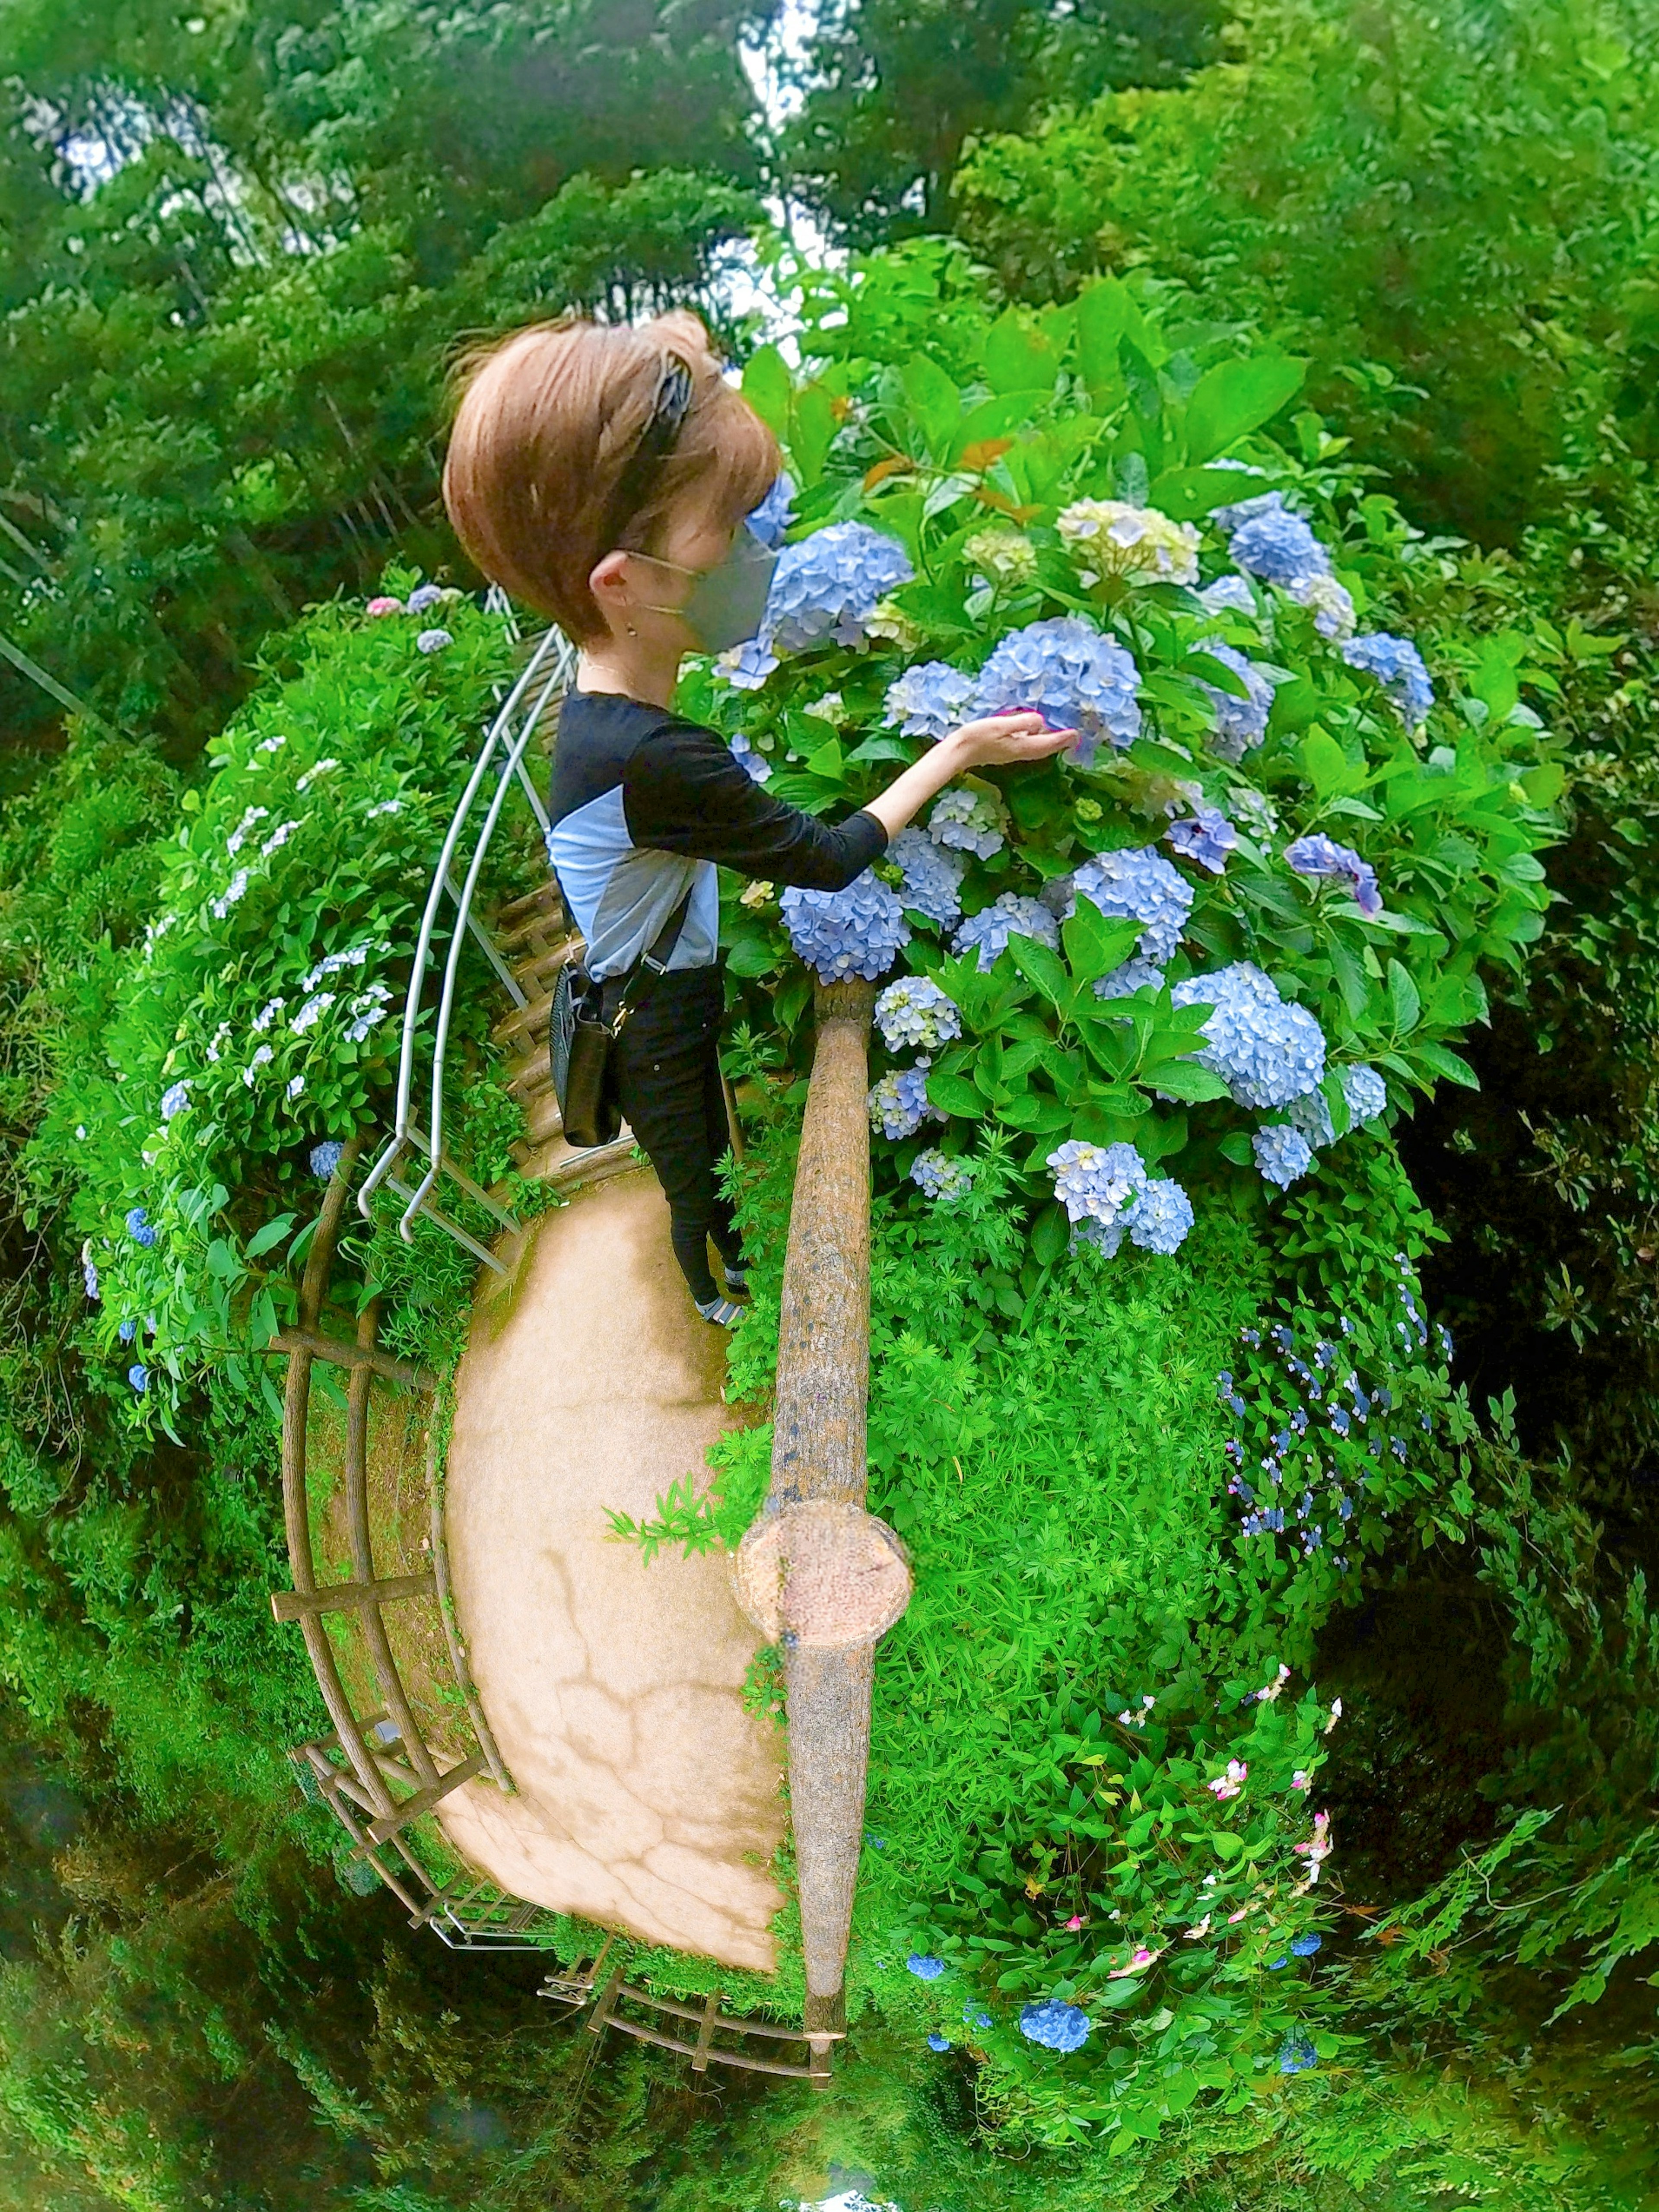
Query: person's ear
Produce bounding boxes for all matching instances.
[588,549,633,627]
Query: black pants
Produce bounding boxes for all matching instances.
[601,963,741,1305]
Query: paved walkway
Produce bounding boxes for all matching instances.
[435,1166,787,1972]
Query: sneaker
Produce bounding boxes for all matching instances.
[695,1295,744,1329]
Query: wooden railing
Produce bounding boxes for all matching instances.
[731,979,915,2068]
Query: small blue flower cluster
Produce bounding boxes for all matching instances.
[1128,1176,1195,1255]
[781,872,911,981]
[1284,833,1382,917]
[928,786,1007,859]
[972,617,1141,766]
[1194,639,1276,762]
[1166,803,1237,875]
[415,628,453,654]
[1217,492,1332,585]
[868,1066,937,1140]
[1253,1123,1314,1190]
[1019,1999,1090,2053]
[1342,631,1434,729]
[1171,962,1326,1110]
[126,1206,158,1248]
[1197,572,1257,617]
[887,827,966,925]
[952,893,1058,972]
[744,473,795,550]
[1049,1138,1146,1228]
[1278,2036,1319,2075]
[766,522,915,659]
[309,1140,345,1180]
[1093,955,1166,1001]
[728,728,771,783]
[159,1080,191,1122]
[1284,1065,1389,1149]
[907,1952,946,1980]
[912,1149,974,1203]
[884,660,976,740]
[874,974,962,1054]
[1066,847,1193,965]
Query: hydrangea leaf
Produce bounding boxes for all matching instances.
[1386,958,1422,1033]
[1184,649,1255,702]
[901,354,964,461]
[1183,355,1307,466]
[244,1211,296,1260]
[1006,933,1071,1012]
[951,389,1048,461]
[788,382,838,486]
[740,344,792,440]
[1302,728,1364,797]
[928,1073,987,1120]
[982,310,1060,396]
[1141,1058,1233,1104]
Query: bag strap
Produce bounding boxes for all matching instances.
[607,882,696,1036]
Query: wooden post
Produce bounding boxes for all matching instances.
[772,978,878,2062]
[691,1989,721,2072]
[270,1570,436,1622]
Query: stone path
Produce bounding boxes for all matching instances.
[435,1165,787,1973]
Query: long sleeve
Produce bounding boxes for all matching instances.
[623,719,887,890]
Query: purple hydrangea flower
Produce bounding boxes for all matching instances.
[1193,640,1276,762]
[1284,834,1382,918]
[884,660,976,740]
[728,729,771,783]
[762,522,914,655]
[911,1149,974,1203]
[406,583,445,614]
[1220,493,1333,586]
[874,974,962,1054]
[888,828,966,926]
[928,786,1007,859]
[1127,1177,1195,1254]
[1066,847,1193,966]
[1171,964,1326,1110]
[1166,804,1237,875]
[782,872,911,981]
[970,617,1141,766]
[1342,631,1433,728]
[744,473,795,551]
[415,628,453,654]
[309,1140,346,1180]
[1254,1124,1315,1188]
[1048,1138,1147,1227]
[126,1206,158,1248]
[952,894,1058,972]
[868,1066,938,1141]
[82,1255,99,1300]
[1018,2000,1090,2053]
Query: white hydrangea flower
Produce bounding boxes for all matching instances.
[226,805,269,856]
[296,757,341,793]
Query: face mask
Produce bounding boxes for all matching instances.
[635,527,778,654]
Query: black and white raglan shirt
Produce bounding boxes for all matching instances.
[547,690,889,980]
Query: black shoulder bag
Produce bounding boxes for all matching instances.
[549,886,693,1151]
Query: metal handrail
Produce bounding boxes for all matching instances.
[359,607,574,1261]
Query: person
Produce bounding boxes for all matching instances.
[442,309,1073,1327]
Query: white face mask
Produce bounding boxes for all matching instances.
[633,528,778,653]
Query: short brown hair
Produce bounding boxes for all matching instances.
[441,309,781,643]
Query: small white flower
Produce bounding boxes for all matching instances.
[302,945,372,989]
[345,983,393,1042]
[252,997,286,1033]
[255,733,286,755]
[226,805,269,856]
[204,1022,232,1063]
[286,1074,305,1100]
[365,799,403,818]
[210,870,251,919]
[296,758,340,793]
[261,819,301,857]
[75,1125,86,1140]
[292,992,336,1034]
[142,914,176,961]
[242,1044,274,1087]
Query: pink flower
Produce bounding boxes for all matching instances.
[1106,1945,1163,1979]
[1185,1916,1211,1940]
[1293,1810,1334,1883]
[366,595,404,616]
[1255,1664,1291,1703]
[1290,1769,1312,1791]
[1065,1914,1086,1931]
[1324,1696,1343,1733]
[1207,1759,1247,1800]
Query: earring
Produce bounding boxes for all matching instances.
[626,622,638,637]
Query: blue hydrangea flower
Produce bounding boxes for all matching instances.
[128,1363,150,1394]
[1127,1177,1194,1254]
[874,975,963,1054]
[1290,1932,1322,1957]
[1254,1124,1315,1189]
[1289,572,1357,640]
[1067,847,1193,966]
[782,873,911,981]
[1197,573,1258,617]
[309,1140,346,1180]
[82,1255,99,1300]
[1286,1065,1388,1147]
[927,2033,952,2052]
[1166,804,1237,875]
[729,729,771,783]
[884,660,976,740]
[906,1953,946,1981]
[1048,1138,1147,1227]
[1171,964,1326,1110]
[159,1080,191,1121]
[1194,639,1276,762]
[911,1149,974,1203]
[928,786,1008,859]
[717,635,779,690]
[744,473,795,550]
[1278,2035,1319,2075]
[126,1206,158,1248]
[1342,631,1433,728]
[971,617,1141,766]
[763,522,915,655]
[887,828,966,926]
[406,583,445,614]
[868,1066,937,1141]
[953,894,1058,972]
[1018,2000,1090,2053]
[1093,956,1166,1001]
[415,627,453,654]
[118,1319,137,1342]
[1284,834,1382,918]
[1220,493,1333,586]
